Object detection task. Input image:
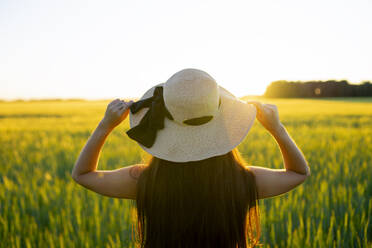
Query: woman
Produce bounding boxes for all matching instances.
[72,69,310,248]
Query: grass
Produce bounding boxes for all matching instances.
[1,98,371,247]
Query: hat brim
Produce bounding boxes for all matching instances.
[129,83,256,162]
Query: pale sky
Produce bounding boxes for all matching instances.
[1,0,371,100]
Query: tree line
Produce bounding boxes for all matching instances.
[264,80,372,98]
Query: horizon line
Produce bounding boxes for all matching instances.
[0,95,264,102]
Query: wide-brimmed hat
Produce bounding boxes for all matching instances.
[126,68,256,162]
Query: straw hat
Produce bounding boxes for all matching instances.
[126,68,256,162]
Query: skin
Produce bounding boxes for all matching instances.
[71,99,310,200]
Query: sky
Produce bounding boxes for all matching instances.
[0,0,371,100]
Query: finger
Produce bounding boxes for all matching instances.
[116,101,131,111]
[121,100,134,107]
[109,98,121,106]
[114,104,127,112]
[118,104,131,114]
[261,104,274,114]
[112,100,133,112]
[263,104,277,112]
[117,99,132,104]
[122,100,132,104]
[266,104,277,109]
[246,101,263,111]
[112,100,126,108]
[120,100,134,108]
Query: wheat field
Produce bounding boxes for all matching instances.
[1,98,371,247]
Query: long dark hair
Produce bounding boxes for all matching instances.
[134,148,261,248]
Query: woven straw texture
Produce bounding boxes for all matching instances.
[129,80,256,162]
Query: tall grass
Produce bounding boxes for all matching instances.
[1,98,371,247]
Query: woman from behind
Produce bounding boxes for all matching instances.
[72,68,310,248]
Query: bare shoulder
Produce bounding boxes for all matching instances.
[244,165,308,199]
[72,163,149,199]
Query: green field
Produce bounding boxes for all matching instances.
[1,98,371,247]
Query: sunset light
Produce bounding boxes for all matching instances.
[1,0,371,100]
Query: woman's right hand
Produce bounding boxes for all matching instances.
[247,101,283,136]
[100,99,134,131]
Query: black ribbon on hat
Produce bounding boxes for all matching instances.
[126,86,174,148]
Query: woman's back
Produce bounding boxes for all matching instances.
[135,150,260,248]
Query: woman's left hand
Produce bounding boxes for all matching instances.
[100,99,134,130]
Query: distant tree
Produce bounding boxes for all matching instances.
[264,80,372,98]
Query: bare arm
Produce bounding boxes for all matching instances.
[71,99,143,199]
[71,120,112,178]
[271,124,310,175]
[246,101,310,199]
